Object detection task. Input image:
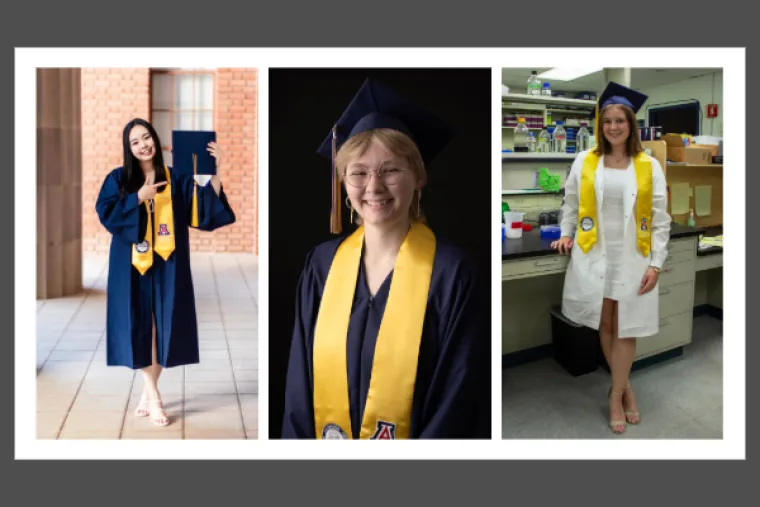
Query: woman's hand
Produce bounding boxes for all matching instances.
[207,142,222,168]
[207,142,222,196]
[137,181,167,204]
[638,267,660,295]
[551,236,574,255]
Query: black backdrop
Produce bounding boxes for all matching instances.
[268,68,492,438]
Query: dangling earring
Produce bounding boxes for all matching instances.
[416,189,422,218]
[345,196,355,224]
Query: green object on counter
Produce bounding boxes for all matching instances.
[502,202,510,213]
[537,167,561,192]
[687,209,696,227]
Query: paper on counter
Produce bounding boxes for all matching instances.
[670,182,690,215]
[695,185,712,216]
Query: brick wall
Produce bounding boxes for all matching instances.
[190,68,257,254]
[82,68,151,254]
[82,68,258,255]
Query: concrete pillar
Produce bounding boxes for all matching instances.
[602,68,631,88]
[37,68,83,299]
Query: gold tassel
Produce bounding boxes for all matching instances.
[330,126,342,234]
[191,153,199,227]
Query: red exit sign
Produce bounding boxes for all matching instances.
[707,104,719,118]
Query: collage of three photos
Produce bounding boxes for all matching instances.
[35,64,724,441]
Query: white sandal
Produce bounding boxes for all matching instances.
[134,393,150,418]
[608,387,627,434]
[149,400,170,427]
[623,383,641,425]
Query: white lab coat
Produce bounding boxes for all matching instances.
[559,150,671,338]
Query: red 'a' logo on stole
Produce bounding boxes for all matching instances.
[370,421,397,440]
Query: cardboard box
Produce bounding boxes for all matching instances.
[692,143,719,157]
[685,146,714,164]
[662,134,687,162]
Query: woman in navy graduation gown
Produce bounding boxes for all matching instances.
[282,79,490,439]
[96,118,235,427]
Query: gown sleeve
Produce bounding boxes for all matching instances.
[95,169,142,244]
[419,261,491,439]
[281,249,320,439]
[649,157,671,269]
[178,175,236,232]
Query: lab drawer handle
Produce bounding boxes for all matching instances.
[660,288,671,295]
[535,259,558,267]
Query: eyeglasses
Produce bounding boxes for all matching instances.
[343,167,409,187]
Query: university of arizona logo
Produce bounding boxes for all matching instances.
[370,421,397,440]
[158,224,170,236]
[136,241,150,253]
[322,423,348,440]
[640,218,648,231]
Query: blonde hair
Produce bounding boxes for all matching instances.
[335,128,427,224]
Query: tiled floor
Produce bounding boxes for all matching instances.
[502,315,723,439]
[37,253,258,440]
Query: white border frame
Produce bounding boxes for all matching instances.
[17,47,745,460]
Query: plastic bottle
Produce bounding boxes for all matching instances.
[553,121,567,153]
[527,71,542,96]
[688,209,696,227]
[527,132,537,152]
[542,82,552,96]
[577,122,591,152]
[514,118,530,152]
[537,128,550,153]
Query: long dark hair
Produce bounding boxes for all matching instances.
[120,118,168,195]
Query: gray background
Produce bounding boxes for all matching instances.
[6,0,753,500]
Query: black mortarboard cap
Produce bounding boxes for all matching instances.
[316,78,455,233]
[172,130,217,176]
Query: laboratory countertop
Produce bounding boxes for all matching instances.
[697,226,723,257]
[502,223,706,261]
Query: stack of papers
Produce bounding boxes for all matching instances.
[699,235,723,250]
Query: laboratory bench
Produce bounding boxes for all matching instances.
[501,223,723,371]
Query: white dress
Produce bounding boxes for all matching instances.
[601,167,628,300]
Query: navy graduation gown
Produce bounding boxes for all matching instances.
[282,234,490,439]
[95,167,235,369]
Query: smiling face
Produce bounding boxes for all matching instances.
[336,129,426,230]
[601,104,631,149]
[128,124,156,163]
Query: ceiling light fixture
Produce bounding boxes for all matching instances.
[537,68,604,81]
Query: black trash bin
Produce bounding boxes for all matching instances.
[549,305,599,376]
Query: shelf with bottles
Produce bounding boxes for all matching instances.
[502,189,561,196]
[502,94,598,109]
[502,153,577,161]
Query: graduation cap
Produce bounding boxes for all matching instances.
[593,82,648,146]
[172,130,217,227]
[172,131,217,176]
[316,78,456,234]
[599,81,648,113]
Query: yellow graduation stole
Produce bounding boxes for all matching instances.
[313,221,436,440]
[576,151,653,257]
[131,166,176,275]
